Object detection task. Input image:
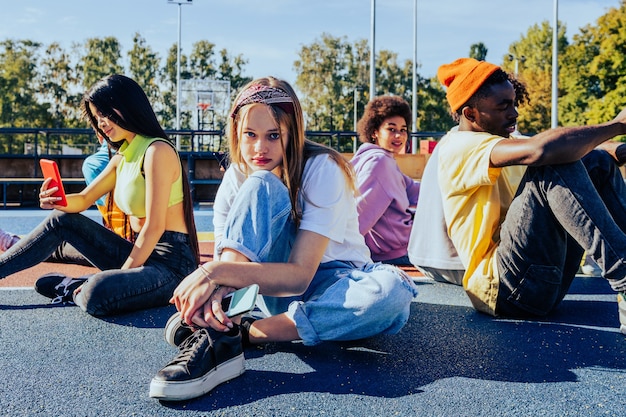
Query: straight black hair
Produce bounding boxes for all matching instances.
[81,74,167,149]
[81,74,199,264]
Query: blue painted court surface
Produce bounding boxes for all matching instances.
[0,210,625,416]
[0,208,214,235]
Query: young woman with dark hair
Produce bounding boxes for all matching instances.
[0,74,199,316]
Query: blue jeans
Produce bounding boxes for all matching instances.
[0,210,196,316]
[217,170,418,346]
[496,150,626,317]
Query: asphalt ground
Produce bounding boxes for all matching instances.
[0,210,625,416]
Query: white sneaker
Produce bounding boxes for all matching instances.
[164,311,195,347]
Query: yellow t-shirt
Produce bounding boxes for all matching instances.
[438,131,526,315]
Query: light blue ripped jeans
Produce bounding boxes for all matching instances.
[216,170,418,346]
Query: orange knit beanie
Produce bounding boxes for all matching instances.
[437,58,500,112]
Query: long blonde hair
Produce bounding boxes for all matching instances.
[228,76,356,224]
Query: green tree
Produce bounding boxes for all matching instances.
[377,55,452,132]
[39,42,81,127]
[187,41,248,130]
[77,37,124,90]
[214,49,252,129]
[559,26,600,126]
[295,34,412,134]
[294,33,354,134]
[376,50,411,98]
[504,21,568,134]
[159,40,250,130]
[0,39,54,153]
[217,49,251,93]
[0,40,52,128]
[345,38,370,133]
[560,2,626,127]
[295,33,452,142]
[469,42,488,61]
[128,33,161,108]
[189,40,217,80]
[416,76,453,132]
[163,43,190,87]
[160,43,189,129]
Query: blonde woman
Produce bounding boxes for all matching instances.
[150,77,417,401]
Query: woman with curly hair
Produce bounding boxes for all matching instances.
[350,96,420,265]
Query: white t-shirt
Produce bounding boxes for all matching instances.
[408,143,464,270]
[213,155,371,267]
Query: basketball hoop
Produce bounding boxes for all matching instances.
[180,78,230,131]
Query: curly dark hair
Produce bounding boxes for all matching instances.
[357,96,412,144]
[453,69,530,122]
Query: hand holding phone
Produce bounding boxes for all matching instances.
[221,284,259,318]
[39,159,67,207]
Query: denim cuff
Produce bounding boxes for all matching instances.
[287,301,321,346]
[216,238,262,263]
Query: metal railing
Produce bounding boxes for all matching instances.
[0,128,446,208]
[0,128,226,156]
[0,128,446,156]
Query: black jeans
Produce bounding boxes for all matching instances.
[496,150,626,317]
[0,210,196,316]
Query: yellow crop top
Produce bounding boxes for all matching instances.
[114,135,184,218]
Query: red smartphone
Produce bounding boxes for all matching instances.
[39,159,67,206]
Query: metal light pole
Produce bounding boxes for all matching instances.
[551,0,559,128]
[369,0,376,101]
[507,54,525,136]
[411,0,418,154]
[168,0,193,150]
[507,54,526,77]
[353,86,362,152]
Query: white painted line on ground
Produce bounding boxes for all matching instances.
[497,318,622,334]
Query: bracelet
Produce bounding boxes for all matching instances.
[198,263,211,280]
[199,264,221,292]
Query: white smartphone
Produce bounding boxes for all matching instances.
[221,284,259,318]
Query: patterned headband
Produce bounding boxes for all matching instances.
[230,84,295,119]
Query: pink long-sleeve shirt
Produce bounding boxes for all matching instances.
[350,143,420,261]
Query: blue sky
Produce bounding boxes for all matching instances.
[0,0,620,86]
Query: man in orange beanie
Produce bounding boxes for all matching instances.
[433,57,626,334]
